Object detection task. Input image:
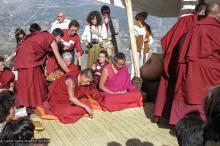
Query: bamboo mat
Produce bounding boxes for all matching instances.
[32,103,178,146]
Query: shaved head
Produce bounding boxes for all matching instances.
[57,11,65,23]
[207,3,220,18]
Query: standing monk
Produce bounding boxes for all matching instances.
[152,3,207,123]
[14,23,69,109]
[170,3,220,125]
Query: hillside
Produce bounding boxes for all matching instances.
[0,0,177,55]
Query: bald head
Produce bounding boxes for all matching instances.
[57,11,65,23]
[207,3,220,19]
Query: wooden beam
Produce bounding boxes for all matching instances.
[125,0,140,77]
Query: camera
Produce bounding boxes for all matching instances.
[86,43,93,49]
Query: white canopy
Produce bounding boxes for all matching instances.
[97,0,219,17]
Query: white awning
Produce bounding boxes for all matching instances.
[96,0,219,17]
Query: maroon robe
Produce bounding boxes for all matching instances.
[170,17,220,125]
[46,54,59,74]
[14,31,54,108]
[0,68,15,89]
[48,72,99,124]
[153,14,199,118]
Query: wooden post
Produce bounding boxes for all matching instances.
[125,0,140,77]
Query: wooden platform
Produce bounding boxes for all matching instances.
[32,103,178,146]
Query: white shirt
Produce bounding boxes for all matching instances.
[81,25,107,43]
[134,24,154,48]
[50,19,71,32]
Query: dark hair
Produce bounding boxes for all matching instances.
[15,28,26,45]
[175,111,205,146]
[194,2,208,13]
[86,11,102,26]
[0,56,4,62]
[29,23,41,33]
[135,12,148,21]
[68,20,80,29]
[0,117,35,143]
[101,5,111,15]
[204,86,220,142]
[99,50,108,58]
[0,91,15,123]
[52,28,64,37]
[144,22,152,34]
[113,52,126,62]
[80,68,94,79]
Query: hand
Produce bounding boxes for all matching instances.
[76,52,81,59]
[90,29,97,34]
[103,17,109,24]
[85,106,93,118]
[95,72,101,76]
[76,52,82,65]
[117,90,127,94]
[4,59,10,65]
[63,46,70,51]
[9,87,14,92]
[44,69,48,76]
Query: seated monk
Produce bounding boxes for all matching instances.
[46,52,79,81]
[0,56,15,92]
[48,69,99,124]
[91,50,109,88]
[98,52,143,112]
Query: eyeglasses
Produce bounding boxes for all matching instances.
[58,15,64,18]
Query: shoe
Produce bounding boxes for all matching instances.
[151,116,160,123]
[169,127,176,137]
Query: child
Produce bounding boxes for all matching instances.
[91,50,109,88]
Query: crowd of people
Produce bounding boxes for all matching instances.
[0,2,220,146]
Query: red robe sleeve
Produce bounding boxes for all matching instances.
[0,69,15,89]
[74,35,83,55]
[161,14,198,77]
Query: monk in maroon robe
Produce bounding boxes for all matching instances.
[170,3,220,125]
[46,28,64,74]
[98,53,143,112]
[0,56,15,92]
[153,3,208,123]
[48,69,99,124]
[14,24,69,108]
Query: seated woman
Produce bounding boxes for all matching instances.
[0,56,15,92]
[48,69,99,124]
[98,52,143,112]
[46,52,79,82]
[62,52,79,72]
[91,50,109,88]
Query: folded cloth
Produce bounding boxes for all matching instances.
[32,121,44,131]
